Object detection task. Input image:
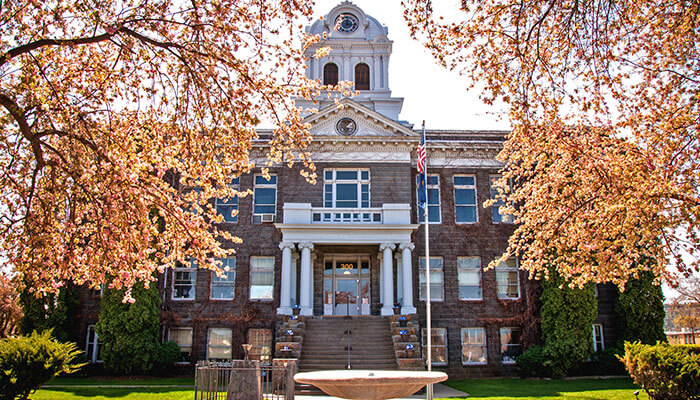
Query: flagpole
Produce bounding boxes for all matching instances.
[422,120,433,400]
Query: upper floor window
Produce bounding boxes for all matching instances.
[253,174,277,223]
[173,261,196,300]
[418,175,441,223]
[250,256,275,300]
[324,169,370,208]
[454,175,477,223]
[458,257,482,300]
[419,257,444,301]
[495,258,520,299]
[490,176,513,224]
[215,177,240,223]
[592,323,605,351]
[323,63,338,86]
[211,258,236,300]
[355,63,370,90]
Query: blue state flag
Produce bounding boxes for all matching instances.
[418,173,427,209]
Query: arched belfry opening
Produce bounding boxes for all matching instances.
[323,63,338,86]
[355,63,370,90]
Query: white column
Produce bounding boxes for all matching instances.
[378,252,384,307]
[400,243,417,314]
[290,254,298,306]
[277,242,295,315]
[373,55,380,90]
[299,242,314,316]
[395,253,403,306]
[380,243,395,316]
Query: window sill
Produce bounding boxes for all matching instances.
[501,361,517,365]
[458,298,484,302]
[497,296,521,301]
[462,362,487,366]
[210,298,235,301]
[249,299,274,302]
[172,298,196,301]
[418,299,444,303]
[455,221,479,225]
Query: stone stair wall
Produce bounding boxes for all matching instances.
[274,315,305,359]
[389,314,425,370]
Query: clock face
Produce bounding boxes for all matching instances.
[335,13,359,33]
[336,118,358,136]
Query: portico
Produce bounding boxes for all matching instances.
[275,203,419,317]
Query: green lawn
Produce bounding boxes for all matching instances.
[31,376,646,400]
[32,387,194,400]
[443,378,647,400]
[34,377,195,400]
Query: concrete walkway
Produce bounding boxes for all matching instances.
[43,382,470,399]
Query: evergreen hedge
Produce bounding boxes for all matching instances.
[96,282,178,374]
[615,271,666,346]
[623,342,700,400]
[0,330,84,400]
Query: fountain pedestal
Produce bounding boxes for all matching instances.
[294,370,448,400]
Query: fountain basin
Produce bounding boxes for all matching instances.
[294,370,448,400]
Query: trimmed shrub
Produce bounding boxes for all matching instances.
[0,330,84,400]
[515,345,552,377]
[616,271,666,346]
[623,342,700,400]
[152,341,182,375]
[96,282,161,374]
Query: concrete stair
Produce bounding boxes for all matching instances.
[296,316,397,394]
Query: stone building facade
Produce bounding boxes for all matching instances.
[73,2,619,377]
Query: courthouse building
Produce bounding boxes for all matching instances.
[75,2,619,376]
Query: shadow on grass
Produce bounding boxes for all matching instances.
[444,378,644,399]
[33,387,194,400]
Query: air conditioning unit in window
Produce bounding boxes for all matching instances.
[260,214,275,223]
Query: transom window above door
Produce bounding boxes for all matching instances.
[324,169,370,208]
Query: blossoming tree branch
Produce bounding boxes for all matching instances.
[0,0,329,300]
[403,0,700,289]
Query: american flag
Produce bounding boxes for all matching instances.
[417,121,427,209]
[417,127,426,174]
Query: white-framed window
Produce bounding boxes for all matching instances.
[421,327,448,366]
[496,258,520,299]
[592,323,605,351]
[490,176,514,224]
[249,256,274,300]
[173,262,196,300]
[207,327,232,360]
[215,177,240,223]
[324,169,370,208]
[210,258,236,300]
[253,174,277,223]
[458,257,482,300]
[169,327,193,362]
[248,329,272,362]
[461,327,487,365]
[85,325,102,363]
[500,327,522,363]
[418,257,444,301]
[454,175,478,223]
[417,174,441,223]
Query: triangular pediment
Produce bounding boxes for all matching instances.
[303,99,416,138]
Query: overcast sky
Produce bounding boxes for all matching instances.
[312,0,510,131]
